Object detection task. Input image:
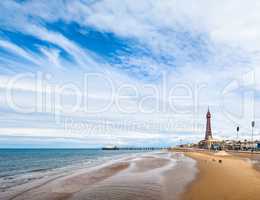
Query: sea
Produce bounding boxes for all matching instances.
[0,149,146,192]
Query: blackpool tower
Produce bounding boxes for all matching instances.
[205,108,213,140]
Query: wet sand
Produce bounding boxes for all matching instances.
[4,150,260,200]
[182,151,260,200]
[2,152,196,200]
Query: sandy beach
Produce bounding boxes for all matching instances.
[3,150,260,200]
[1,152,196,200]
[182,151,260,200]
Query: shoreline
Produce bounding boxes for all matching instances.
[5,150,260,200]
[1,151,196,200]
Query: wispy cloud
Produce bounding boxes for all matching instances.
[0,0,260,147]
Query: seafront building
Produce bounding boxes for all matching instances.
[221,139,260,151]
[177,108,260,151]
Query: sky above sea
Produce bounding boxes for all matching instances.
[0,0,260,148]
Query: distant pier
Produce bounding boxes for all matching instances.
[102,147,169,151]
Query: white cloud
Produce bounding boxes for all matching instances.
[0,39,42,66]
[1,0,260,146]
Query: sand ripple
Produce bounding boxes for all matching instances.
[4,152,196,200]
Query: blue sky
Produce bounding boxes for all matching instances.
[0,0,260,148]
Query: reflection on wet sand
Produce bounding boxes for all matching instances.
[7,152,197,200]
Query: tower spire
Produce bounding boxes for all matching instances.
[205,107,213,140]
